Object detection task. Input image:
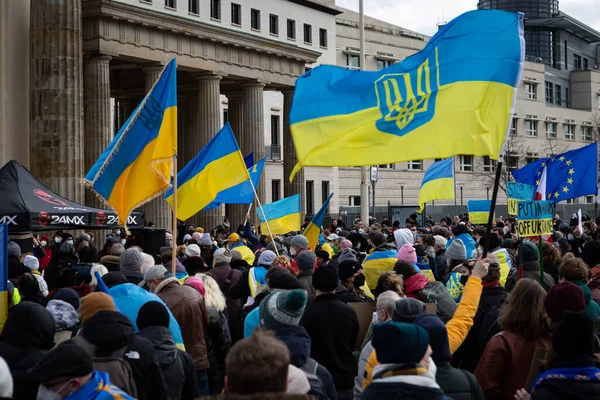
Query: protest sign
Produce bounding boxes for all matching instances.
[507,182,534,216]
[468,200,493,224]
[516,200,553,236]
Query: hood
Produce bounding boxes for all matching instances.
[404,273,429,295]
[371,364,439,389]
[1,302,55,350]
[165,258,187,273]
[394,229,414,248]
[81,310,135,350]
[139,326,177,365]
[570,280,592,305]
[375,243,397,252]
[46,299,79,330]
[523,260,541,271]
[286,364,310,395]
[275,326,312,368]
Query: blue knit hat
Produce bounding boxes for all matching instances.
[260,289,307,330]
[372,321,429,364]
[415,314,451,362]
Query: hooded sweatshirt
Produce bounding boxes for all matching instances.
[394,229,414,248]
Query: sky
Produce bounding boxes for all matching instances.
[335,0,600,37]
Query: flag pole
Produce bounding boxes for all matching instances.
[171,155,178,278]
[247,179,280,257]
[482,159,504,257]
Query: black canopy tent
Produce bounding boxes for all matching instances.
[0,160,145,232]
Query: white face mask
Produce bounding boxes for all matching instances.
[40,240,47,247]
[372,311,378,324]
[121,239,126,245]
[503,226,510,234]
[115,230,121,235]
[290,247,297,257]
[37,380,73,400]
[66,240,74,245]
[54,237,62,244]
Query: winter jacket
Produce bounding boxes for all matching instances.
[37,245,52,271]
[354,340,373,400]
[155,277,210,371]
[65,371,135,400]
[335,285,365,304]
[30,270,49,296]
[300,293,359,392]
[0,302,55,400]
[46,299,79,345]
[474,330,552,400]
[569,280,600,331]
[123,271,144,286]
[404,273,430,299]
[530,356,600,400]
[362,366,448,400]
[446,266,464,302]
[362,245,397,289]
[207,262,244,341]
[138,326,200,400]
[297,270,316,302]
[453,284,507,372]
[7,256,26,280]
[275,326,338,400]
[99,255,120,272]
[435,361,484,400]
[205,305,229,381]
[504,260,555,293]
[435,249,449,282]
[491,248,512,287]
[590,266,600,305]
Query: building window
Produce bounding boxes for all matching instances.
[349,196,361,206]
[165,0,175,8]
[378,164,395,169]
[270,115,280,146]
[597,94,600,108]
[506,152,519,171]
[459,155,473,172]
[526,152,539,164]
[231,3,241,25]
[582,126,592,141]
[584,58,589,70]
[347,54,360,69]
[546,83,555,103]
[407,160,422,170]
[483,156,495,172]
[546,122,556,138]
[319,28,327,48]
[306,181,314,215]
[210,0,220,20]
[586,195,595,204]
[574,54,582,70]
[250,9,260,30]
[223,109,228,124]
[564,124,574,140]
[188,0,199,14]
[286,19,295,39]
[272,180,281,202]
[269,14,279,35]
[525,82,537,100]
[555,84,561,106]
[564,40,568,69]
[510,118,517,136]
[322,181,330,212]
[304,24,312,44]
[525,119,537,137]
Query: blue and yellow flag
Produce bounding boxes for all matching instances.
[0,224,7,329]
[84,59,178,225]
[258,195,301,235]
[204,157,266,210]
[244,152,254,169]
[418,158,454,213]
[304,193,333,251]
[288,10,524,180]
[468,200,494,225]
[165,122,249,220]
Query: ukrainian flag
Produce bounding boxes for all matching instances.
[84,59,178,225]
[468,200,494,225]
[258,195,301,235]
[304,193,333,251]
[418,158,454,213]
[0,224,8,330]
[363,249,397,289]
[289,10,524,180]
[203,157,266,210]
[165,122,249,221]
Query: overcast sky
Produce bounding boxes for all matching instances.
[335,0,600,37]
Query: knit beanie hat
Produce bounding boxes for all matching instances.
[137,301,170,330]
[258,250,277,266]
[184,276,206,297]
[312,264,339,292]
[102,271,128,288]
[7,242,20,259]
[291,235,309,250]
[479,234,502,252]
[372,321,429,364]
[23,255,39,271]
[552,311,594,357]
[415,314,451,362]
[338,260,362,281]
[260,289,307,330]
[267,269,302,290]
[521,241,540,262]
[296,251,316,271]
[338,248,358,263]
[199,235,213,247]
[445,238,467,261]
[80,292,116,324]
[185,244,201,258]
[213,248,232,264]
[53,288,81,311]
[392,298,427,322]
[544,281,586,324]
[120,248,144,274]
[183,234,192,242]
[397,244,417,264]
[502,239,514,250]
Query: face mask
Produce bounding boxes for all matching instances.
[115,230,121,235]
[121,239,126,245]
[290,248,297,256]
[460,275,469,286]
[40,240,47,247]
[66,240,73,245]
[166,240,172,247]
[503,226,510,234]
[354,273,366,288]
[54,237,62,244]
[372,311,378,324]
[37,380,73,400]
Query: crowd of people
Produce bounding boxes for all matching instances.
[1,211,600,399]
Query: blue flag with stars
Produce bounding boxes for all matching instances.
[512,142,598,202]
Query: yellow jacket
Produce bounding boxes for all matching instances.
[362,276,483,389]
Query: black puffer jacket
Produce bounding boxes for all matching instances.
[138,326,199,400]
[531,357,600,400]
[45,251,79,291]
[74,310,168,400]
[505,260,555,292]
[435,361,484,400]
[0,302,55,400]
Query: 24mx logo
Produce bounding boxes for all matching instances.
[105,215,138,225]
[51,215,85,225]
[0,215,18,225]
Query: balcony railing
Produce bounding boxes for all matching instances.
[266,145,281,161]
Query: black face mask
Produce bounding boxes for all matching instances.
[460,275,469,286]
[354,273,366,288]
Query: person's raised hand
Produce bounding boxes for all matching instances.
[514,389,530,400]
[471,257,489,280]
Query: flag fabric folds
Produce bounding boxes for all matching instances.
[244,153,254,169]
[468,200,493,225]
[288,10,524,181]
[512,142,598,202]
[165,122,249,220]
[0,224,7,329]
[84,59,178,225]
[258,195,301,235]
[304,193,334,251]
[418,158,454,213]
[203,157,266,210]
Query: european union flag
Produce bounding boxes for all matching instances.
[512,142,598,202]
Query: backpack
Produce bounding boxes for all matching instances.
[300,358,328,400]
[419,281,457,323]
[72,336,138,397]
[473,292,506,356]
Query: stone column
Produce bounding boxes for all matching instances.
[30,0,84,202]
[225,93,246,231]
[282,89,305,213]
[83,55,112,208]
[176,94,187,171]
[195,74,223,230]
[141,66,173,230]
[181,89,199,169]
[242,82,266,206]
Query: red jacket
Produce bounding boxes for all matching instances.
[404,273,429,299]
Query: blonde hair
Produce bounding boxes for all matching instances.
[200,274,226,312]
